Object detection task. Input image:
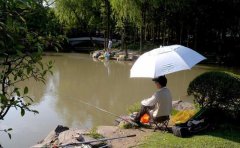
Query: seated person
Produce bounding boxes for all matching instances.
[132,76,172,124]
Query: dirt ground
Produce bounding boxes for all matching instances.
[97,126,153,148]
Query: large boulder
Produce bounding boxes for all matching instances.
[32,125,91,148]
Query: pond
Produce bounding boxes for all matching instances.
[0,53,238,148]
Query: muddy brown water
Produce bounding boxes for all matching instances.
[0,53,238,148]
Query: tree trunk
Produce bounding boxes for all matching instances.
[104,30,107,50]
[152,24,155,43]
[157,22,160,42]
[162,2,166,46]
[144,24,147,41]
[104,0,111,50]
[140,26,143,53]
[121,28,125,51]
[140,2,146,53]
[179,22,183,44]
[133,27,136,45]
[88,31,95,48]
[194,18,198,50]
[120,25,128,58]
[106,0,110,39]
[162,24,165,46]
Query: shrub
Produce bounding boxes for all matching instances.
[89,127,104,139]
[187,71,240,120]
[127,102,141,114]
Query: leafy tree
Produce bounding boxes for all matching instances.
[0,0,62,139]
[110,0,165,52]
[110,0,141,56]
[54,0,103,48]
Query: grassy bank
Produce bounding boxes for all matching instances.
[139,127,240,148]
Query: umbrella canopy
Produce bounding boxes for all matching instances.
[130,45,206,78]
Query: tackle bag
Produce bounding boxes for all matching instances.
[172,126,191,138]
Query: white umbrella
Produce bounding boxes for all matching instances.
[130,45,206,78]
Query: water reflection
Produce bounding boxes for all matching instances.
[50,54,211,129]
[52,55,155,128]
[0,73,64,148]
[44,70,60,101]
[103,60,110,76]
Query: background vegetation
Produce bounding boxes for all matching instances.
[54,0,240,65]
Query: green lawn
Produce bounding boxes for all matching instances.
[139,128,240,148]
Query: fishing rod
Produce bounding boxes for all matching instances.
[58,134,136,147]
[77,99,142,128]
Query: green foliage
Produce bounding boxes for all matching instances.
[54,0,104,48]
[0,0,63,139]
[118,121,134,129]
[187,71,240,120]
[87,127,107,147]
[53,0,240,62]
[88,127,104,139]
[171,108,180,116]
[127,102,141,114]
[110,0,141,28]
[126,43,139,50]
[55,0,102,29]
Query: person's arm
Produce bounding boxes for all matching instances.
[141,92,158,106]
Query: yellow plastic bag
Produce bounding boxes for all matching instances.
[171,110,196,125]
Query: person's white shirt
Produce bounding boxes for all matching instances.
[141,87,172,117]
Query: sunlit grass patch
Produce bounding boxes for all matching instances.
[140,127,240,148]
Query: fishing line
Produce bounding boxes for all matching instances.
[61,95,145,132]
[77,99,143,129]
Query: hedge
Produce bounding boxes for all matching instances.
[187,71,240,120]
